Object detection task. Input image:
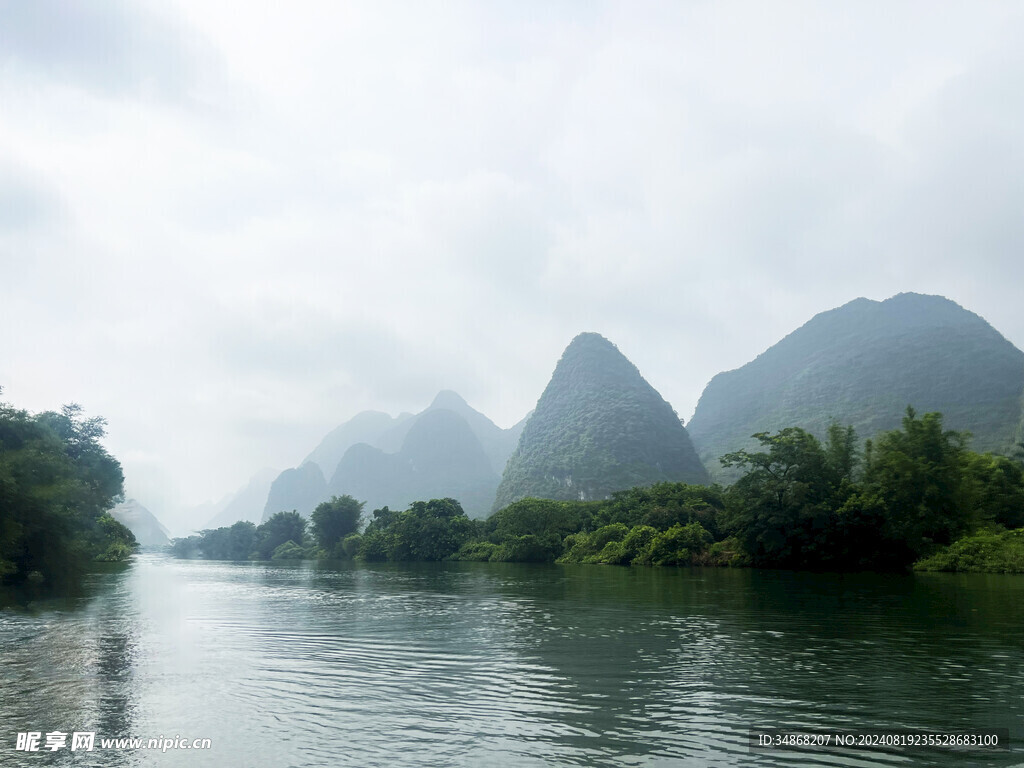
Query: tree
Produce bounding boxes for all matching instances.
[720,428,834,567]
[311,495,364,551]
[225,521,257,560]
[255,511,307,559]
[356,498,473,562]
[962,452,1024,530]
[861,409,973,556]
[0,397,128,585]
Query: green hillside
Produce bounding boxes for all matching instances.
[687,293,1024,478]
[493,333,708,510]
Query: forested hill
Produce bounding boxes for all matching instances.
[493,333,708,510]
[687,293,1024,477]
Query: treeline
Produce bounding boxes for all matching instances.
[172,408,1024,573]
[170,495,363,561]
[717,409,1022,570]
[0,392,136,587]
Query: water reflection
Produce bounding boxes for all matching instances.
[1,556,1022,767]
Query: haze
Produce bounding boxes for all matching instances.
[2,1,1023,528]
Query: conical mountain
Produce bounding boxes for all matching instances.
[687,293,1024,478]
[329,408,500,518]
[493,333,708,510]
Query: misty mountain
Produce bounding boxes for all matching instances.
[109,499,171,548]
[261,391,525,519]
[372,390,526,475]
[205,468,278,529]
[687,293,1024,478]
[262,462,327,523]
[302,410,411,481]
[494,333,709,510]
[329,408,500,518]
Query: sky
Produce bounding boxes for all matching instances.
[2,1,1023,526]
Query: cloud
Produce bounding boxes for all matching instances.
[0,161,64,233]
[2,0,1024,526]
[0,0,220,101]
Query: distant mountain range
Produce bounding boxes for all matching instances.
[494,333,709,509]
[687,293,1024,477]
[205,468,278,529]
[196,292,1024,527]
[328,408,501,518]
[262,391,527,520]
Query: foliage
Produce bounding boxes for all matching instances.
[557,522,715,566]
[311,495,364,551]
[488,533,562,563]
[169,407,1024,574]
[486,498,599,544]
[595,483,726,537]
[848,409,975,566]
[914,528,1024,573]
[340,533,363,559]
[962,452,1024,529]
[344,499,475,562]
[0,395,131,586]
[454,541,499,561]
[716,409,1024,571]
[171,521,256,560]
[271,540,308,560]
[255,511,308,560]
[719,425,855,568]
[170,513,310,562]
[632,523,714,566]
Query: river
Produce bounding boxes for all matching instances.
[1,554,1022,766]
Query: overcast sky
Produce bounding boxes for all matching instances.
[2,1,1023,524]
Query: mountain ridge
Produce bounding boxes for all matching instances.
[687,292,1024,478]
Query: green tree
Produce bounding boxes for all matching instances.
[597,483,725,536]
[311,495,364,551]
[860,409,974,559]
[719,428,835,567]
[255,511,307,560]
[963,452,1024,529]
[0,396,128,585]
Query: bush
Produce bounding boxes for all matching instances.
[489,534,561,563]
[340,533,363,559]
[358,530,392,562]
[454,541,499,561]
[914,528,1024,573]
[271,540,307,560]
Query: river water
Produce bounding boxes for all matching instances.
[1,554,1022,767]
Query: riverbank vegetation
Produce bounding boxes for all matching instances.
[0,391,135,587]
[171,408,1024,573]
[914,528,1024,573]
